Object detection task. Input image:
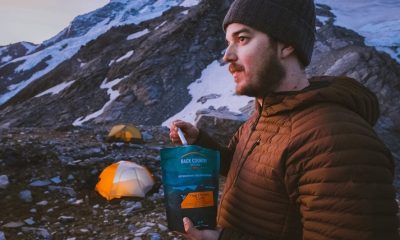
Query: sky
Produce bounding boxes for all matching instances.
[0,0,110,46]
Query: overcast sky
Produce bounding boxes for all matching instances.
[0,0,110,46]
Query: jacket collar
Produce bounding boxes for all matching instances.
[255,76,379,125]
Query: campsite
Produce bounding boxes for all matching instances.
[0,125,191,239]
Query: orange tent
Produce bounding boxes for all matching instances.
[95,161,155,200]
[107,124,143,143]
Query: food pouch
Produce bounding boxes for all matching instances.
[160,145,220,232]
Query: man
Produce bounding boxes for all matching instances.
[170,0,399,239]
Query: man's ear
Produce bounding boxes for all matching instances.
[280,44,295,58]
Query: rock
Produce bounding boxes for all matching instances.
[58,216,75,223]
[30,180,51,187]
[121,202,143,216]
[19,190,33,203]
[3,221,24,228]
[157,223,168,232]
[195,108,247,145]
[135,226,151,233]
[145,222,156,227]
[36,200,48,206]
[120,200,142,209]
[0,175,9,189]
[21,227,51,240]
[50,176,62,184]
[142,131,154,141]
[197,94,221,104]
[149,233,161,240]
[66,198,83,205]
[325,52,361,75]
[127,224,137,233]
[48,186,76,197]
[24,217,35,225]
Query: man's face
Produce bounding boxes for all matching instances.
[223,23,285,97]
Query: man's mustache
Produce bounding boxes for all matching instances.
[229,64,244,74]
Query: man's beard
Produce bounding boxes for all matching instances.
[232,52,286,97]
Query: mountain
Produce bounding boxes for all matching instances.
[0,0,227,127]
[0,0,204,106]
[0,0,399,162]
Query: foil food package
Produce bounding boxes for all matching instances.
[160,145,220,232]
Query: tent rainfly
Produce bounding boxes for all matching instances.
[107,124,143,143]
[95,161,155,200]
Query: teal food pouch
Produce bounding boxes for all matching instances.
[160,145,220,232]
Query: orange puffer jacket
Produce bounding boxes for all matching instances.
[196,76,399,240]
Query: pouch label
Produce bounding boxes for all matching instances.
[181,191,214,209]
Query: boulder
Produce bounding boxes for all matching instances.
[195,108,247,145]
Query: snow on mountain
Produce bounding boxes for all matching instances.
[162,60,253,127]
[180,0,201,7]
[315,0,400,63]
[127,29,150,40]
[73,76,127,126]
[1,55,12,63]
[20,42,37,54]
[35,80,76,97]
[0,0,194,106]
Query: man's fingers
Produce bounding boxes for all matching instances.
[183,217,201,239]
[174,120,190,130]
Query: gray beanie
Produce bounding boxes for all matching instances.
[223,0,316,66]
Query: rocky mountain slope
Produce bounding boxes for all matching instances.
[0,0,225,128]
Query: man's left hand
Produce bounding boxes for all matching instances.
[183,217,221,240]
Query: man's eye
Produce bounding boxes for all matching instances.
[238,36,247,43]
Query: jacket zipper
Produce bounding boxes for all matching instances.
[233,136,261,185]
[217,99,264,223]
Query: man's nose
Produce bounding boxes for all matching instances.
[223,45,237,63]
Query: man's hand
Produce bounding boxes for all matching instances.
[169,120,200,145]
[183,217,220,240]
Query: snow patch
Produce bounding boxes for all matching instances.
[155,21,167,30]
[316,16,329,25]
[108,60,115,66]
[21,42,37,53]
[162,60,253,127]
[35,80,76,97]
[1,55,12,63]
[127,29,150,40]
[315,0,400,63]
[73,76,127,126]
[180,0,200,7]
[181,10,189,15]
[116,50,134,63]
[0,67,51,105]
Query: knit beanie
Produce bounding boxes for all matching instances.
[223,0,316,66]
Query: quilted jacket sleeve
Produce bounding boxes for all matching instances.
[284,107,399,240]
[194,127,241,176]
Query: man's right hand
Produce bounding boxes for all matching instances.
[169,120,199,145]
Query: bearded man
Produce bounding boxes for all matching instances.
[169,0,399,239]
